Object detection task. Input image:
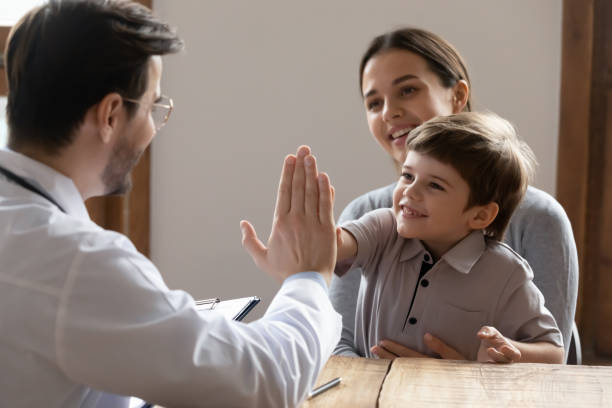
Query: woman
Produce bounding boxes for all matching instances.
[329,27,578,361]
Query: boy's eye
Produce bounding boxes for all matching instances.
[401,172,414,182]
[429,182,445,191]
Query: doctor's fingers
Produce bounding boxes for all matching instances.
[290,146,310,214]
[304,154,320,218]
[274,154,296,216]
[240,220,267,271]
[318,173,334,226]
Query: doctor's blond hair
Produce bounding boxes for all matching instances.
[406,111,536,241]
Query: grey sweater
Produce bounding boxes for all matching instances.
[330,184,578,361]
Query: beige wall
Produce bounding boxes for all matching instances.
[151,0,562,318]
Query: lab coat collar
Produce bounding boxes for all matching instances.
[0,148,90,221]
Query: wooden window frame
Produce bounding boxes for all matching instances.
[0,0,152,257]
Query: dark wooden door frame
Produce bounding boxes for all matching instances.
[557,0,612,359]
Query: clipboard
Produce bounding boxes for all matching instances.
[195,296,260,321]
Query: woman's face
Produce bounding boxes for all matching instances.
[361,49,466,166]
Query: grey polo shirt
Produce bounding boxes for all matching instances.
[335,208,563,360]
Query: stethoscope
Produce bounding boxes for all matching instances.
[0,165,67,213]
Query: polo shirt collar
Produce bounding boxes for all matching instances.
[399,238,427,263]
[398,230,486,275]
[441,230,487,274]
[0,148,90,221]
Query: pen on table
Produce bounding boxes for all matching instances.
[308,377,341,399]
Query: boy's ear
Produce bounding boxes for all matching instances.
[468,202,499,230]
[95,92,124,144]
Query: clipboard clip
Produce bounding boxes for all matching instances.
[195,297,220,310]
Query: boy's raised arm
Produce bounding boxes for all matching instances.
[336,228,358,263]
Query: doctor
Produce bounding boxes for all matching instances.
[0,1,341,407]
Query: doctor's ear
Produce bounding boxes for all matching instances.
[468,202,499,230]
[451,80,469,113]
[95,93,124,144]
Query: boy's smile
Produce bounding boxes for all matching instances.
[392,150,482,259]
[399,204,428,218]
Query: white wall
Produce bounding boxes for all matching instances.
[151,0,562,318]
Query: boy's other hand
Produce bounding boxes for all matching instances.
[371,334,466,360]
[477,326,522,363]
[371,340,427,359]
[241,145,337,285]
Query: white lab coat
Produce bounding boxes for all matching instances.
[0,149,341,408]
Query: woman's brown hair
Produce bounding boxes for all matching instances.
[359,27,472,111]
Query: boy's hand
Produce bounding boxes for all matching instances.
[240,145,337,285]
[477,326,522,363]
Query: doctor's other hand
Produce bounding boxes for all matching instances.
[240,145,337,285]
[477,326,521,363]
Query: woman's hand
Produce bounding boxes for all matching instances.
[371,333,467,360]
[240,145,337,285]
[477,326,522,363]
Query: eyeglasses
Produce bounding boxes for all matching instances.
[122,94,174,131]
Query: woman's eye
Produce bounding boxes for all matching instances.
[366,99,382,111]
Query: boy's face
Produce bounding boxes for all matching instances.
[392,150,481,258]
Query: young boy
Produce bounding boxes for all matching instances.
[335,112,564,363]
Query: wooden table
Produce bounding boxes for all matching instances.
[302,356,612,407]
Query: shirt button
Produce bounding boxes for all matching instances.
[420,279,429,287]
[409,317,418,325]
[424,254,430,262]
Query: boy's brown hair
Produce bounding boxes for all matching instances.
[406,111,536,241]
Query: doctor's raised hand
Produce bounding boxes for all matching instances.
[241,145,337,285]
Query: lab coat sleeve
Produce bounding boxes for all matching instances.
[54,232,342,408]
